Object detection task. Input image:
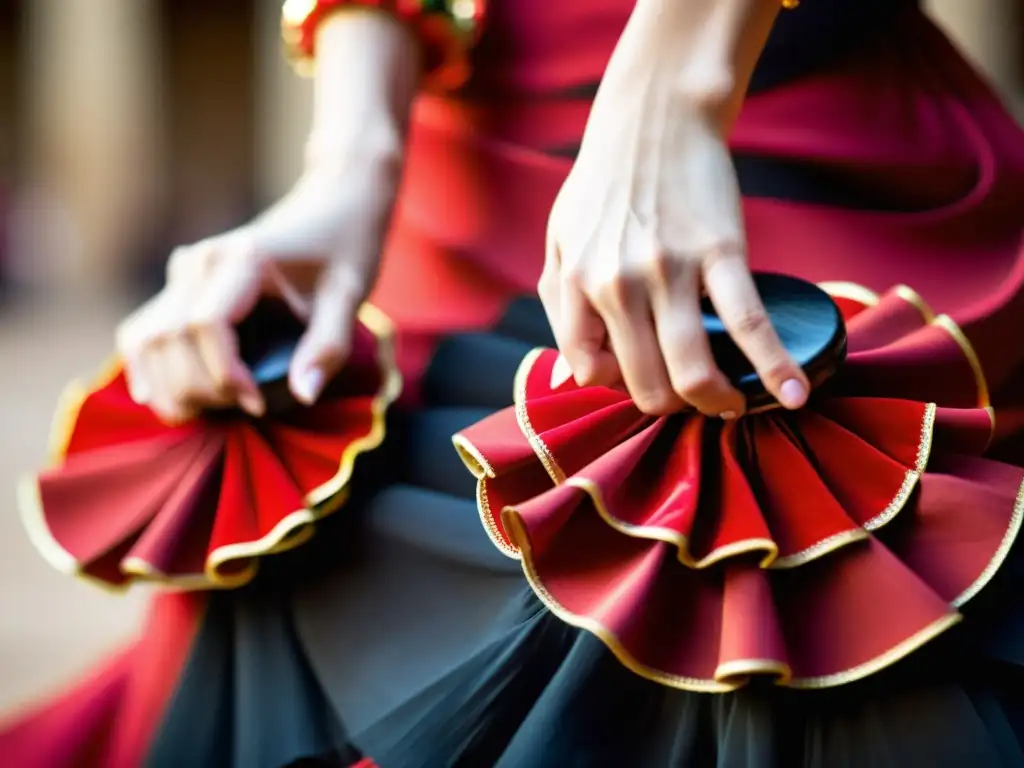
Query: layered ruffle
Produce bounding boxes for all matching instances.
[454,283,1024,691]
[20,305,401,591]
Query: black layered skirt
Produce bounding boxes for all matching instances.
[133,295,1024,767]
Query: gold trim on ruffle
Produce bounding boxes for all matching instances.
[509,348,939,571]
[503,504,974,692]
[893,285,937,324]
[18,303,401,592]
[460,280,1015,692]
[821,280,993,432]
[952,477,1024,607]
[452,430,523,561]
[817,281,880,308]
[934,314,990,409]
[513,348,566,485]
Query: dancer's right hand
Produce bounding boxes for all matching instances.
[116,152,402,425]
[115,8,419,425]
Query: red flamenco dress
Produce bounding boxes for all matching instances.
[3,0,1024,766]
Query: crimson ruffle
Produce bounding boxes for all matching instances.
[20,306,401,591]
[454,283,1023,691]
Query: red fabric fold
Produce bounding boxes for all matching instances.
[21,312,400,591]
[455,284,1024,690]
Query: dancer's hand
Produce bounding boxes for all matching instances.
[116,153,401,424]
[116,8,418,424]
[541,0,807,419]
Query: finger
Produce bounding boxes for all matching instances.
[560,272,619,387]
[650,257,744,417]
[289,263,361,405]
[189,241,264,327]
[143,339,203,425]
[593,277,680,415]
[116,310,152,405]
[184,242,267,415]
[192,324,265,417]
[116,289,185,405]
[703,249,809,409]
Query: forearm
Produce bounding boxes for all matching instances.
[304,8,422,172]
[602,0,780,133]
[246,9,420,250]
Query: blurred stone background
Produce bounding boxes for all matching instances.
[0,0,1020,720]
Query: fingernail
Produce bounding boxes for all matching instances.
[550,355,573,388]
[720,410,739,420]
[238,391,265,417]
[292,368,325,405]
[779,378,808,409]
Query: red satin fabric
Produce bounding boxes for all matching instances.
[25,320,397,590]
[0,594,204,768]
[372,8,1024,418]
[455,288,1022,689]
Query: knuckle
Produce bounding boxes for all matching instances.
[207,365,234,390]
[645,248,677,284]
[727,307,771,338]
[537,270,558,302]
[151,401,186,426]
[631,388,679,416]
[315,337,351,366]
[761,360,799,387]
[673,368,720,403]
[165,246,195,281]
[593,271,639,309]
[561,266,586,293]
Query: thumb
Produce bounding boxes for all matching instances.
[288,268,360,405]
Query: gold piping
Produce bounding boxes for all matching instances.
[513,348,566,485]
[502,509,739,693]
[19,303,401,591]
[770,528,870,569]
[505,348,938,571]
[715,658,792,686]
[786,612,963,688]
[502,506,968,692]
[451,432,521,560]
[46,356,123,467]
[933,314,990,409]
[567,477,781,569]
[861,402,935,531]
[952,477,1024,607]
[893,285,936,323]
[817,281,880,307]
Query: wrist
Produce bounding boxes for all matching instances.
[304,116,406,177]
[303,8,418,173]
[614,0,780,133]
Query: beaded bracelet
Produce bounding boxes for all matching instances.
[282,0,485,91]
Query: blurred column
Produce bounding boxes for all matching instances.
[22,0,163,294]
[927,0,1023,115]
[254,0,313,204]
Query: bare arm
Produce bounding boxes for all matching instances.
[545,1,809,420]
[118,8,428,420]
[600,0,781,133]
[303,9,422,172]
